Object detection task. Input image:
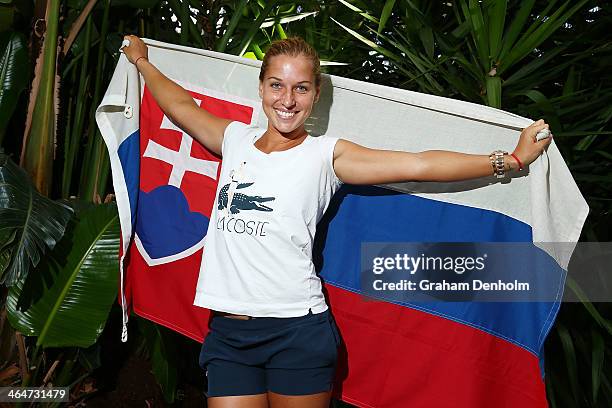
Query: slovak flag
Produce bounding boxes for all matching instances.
[96,58,260,341]
[97,39,588,407]
[129,85,258,339]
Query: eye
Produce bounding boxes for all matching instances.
[295,85,308,93]
[271,82,281,89]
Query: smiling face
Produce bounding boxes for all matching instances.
[258,54,320,136]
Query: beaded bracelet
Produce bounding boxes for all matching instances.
[135,56,148,68]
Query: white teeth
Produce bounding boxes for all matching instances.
[275,109,296,118]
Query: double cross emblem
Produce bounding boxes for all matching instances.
[142,98,218,187]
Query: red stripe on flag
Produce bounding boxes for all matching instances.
[325,284,547,408]
[128,240,211,341]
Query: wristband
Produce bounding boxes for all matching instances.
[510,153,523,171]
[135,56,148,68]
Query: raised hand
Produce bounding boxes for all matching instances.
[120,34,148,66]
[512,119,553,168]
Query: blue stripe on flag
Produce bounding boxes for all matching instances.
[118,129,140,227]
[316,185,564,359]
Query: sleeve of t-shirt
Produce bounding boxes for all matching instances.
[221,121,249,157]
[317,136,344,192]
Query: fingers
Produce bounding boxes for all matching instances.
[515,119,554,164]
[520,119,553,159]
[536,132,552,156]
[121,34,141,48]
[524,119,552,143]
[540,135,553,146]
[533,123,549,132]
[528,119,549,131]
[120,35,133,53]
[524,120,548,133]
[120,39,130,52]
[531,119,545,127]
[119,35,148,64]
[528,119,548,129]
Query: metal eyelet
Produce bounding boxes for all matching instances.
[123,105,133,119]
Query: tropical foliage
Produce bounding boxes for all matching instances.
[0,0,609,406]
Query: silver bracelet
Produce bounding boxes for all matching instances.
[489,150,508,179]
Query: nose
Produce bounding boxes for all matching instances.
[281,88,295,108]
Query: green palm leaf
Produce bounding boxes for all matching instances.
[591,328,604,403]
[260,11,318,28]
[498,0,534,60]
[338,0,380,25]
[6,203,119,348]
[556,322,580,405]
[0,30,29,145]
[498,0,590,73]
[235,0,279,57]
[0,153,72,285]
[216,0,250,53]
[378,0,396,34]
[458,0,489,72]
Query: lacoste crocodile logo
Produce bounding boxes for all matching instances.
[218,182,275,214]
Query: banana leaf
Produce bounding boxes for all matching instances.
[6,203,119,348]
[20,0,60,196]
[0,30,28,146]
[0,152,72,285]
[0,228,14,276]
[139,318,178,403]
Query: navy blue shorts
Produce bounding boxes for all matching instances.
[199,309,341,397]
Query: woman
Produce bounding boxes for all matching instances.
[121,35,551,408]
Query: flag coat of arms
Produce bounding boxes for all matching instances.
[96,39,588,407]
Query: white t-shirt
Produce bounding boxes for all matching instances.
[193,121,343,317]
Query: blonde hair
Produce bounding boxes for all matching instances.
[259,37,321,87]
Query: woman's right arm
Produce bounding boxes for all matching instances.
[121,35,230,155]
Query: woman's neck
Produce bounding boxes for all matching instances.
[255,125,308,153]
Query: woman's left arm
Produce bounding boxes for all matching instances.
[333,119,553,185]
